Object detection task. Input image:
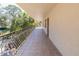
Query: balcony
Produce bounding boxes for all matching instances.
[0,27,61,56]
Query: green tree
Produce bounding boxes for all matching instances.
[0,16,7,27]
[4,5,22,17]
[0,4,35,32]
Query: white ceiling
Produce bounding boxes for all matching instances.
[17,3,56,21]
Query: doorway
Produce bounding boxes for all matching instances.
[47,17,49,37]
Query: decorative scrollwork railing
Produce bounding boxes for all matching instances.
[0,27,34,56]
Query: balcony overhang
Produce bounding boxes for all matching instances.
[17,3,56,21]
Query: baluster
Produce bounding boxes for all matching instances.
[0,37,3,56]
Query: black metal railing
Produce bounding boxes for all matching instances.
[0,27,34,56]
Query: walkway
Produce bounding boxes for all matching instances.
[16,27,62,56]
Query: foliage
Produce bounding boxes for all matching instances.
[3,5,21,17]
[10,13,35,32]
[0,4,35,33]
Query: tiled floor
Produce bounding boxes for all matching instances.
[16,27,62,56]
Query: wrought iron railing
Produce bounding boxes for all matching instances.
[0,27,34,56]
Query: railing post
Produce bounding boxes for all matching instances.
[0,37,3,56]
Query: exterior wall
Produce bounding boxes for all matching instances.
[43,4,79,56]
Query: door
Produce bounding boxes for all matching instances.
[47,18,49,37]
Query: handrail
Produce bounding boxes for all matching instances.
[0,26,32,37]
[0,26,34,56]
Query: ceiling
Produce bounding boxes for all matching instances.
[17,3,56,21]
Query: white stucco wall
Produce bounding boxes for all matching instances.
[44,4,79,56]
